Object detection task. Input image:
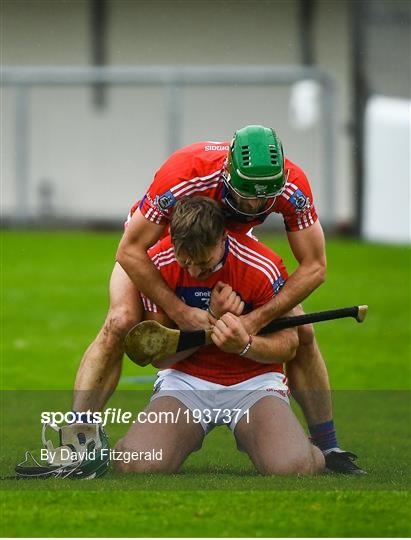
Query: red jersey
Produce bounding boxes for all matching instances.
[141,232,289,386]
[128,141,317,233]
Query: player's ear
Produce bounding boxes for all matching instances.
[222,231,227,242]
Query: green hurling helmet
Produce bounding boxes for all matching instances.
[225,125,287,199]
[15,423,110,480]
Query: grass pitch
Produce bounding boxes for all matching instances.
[1,230,410,537]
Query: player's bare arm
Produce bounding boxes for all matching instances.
[209,281,245,320]
[211,312,299,363]
[241,221,326,334]
[116,209,210,331]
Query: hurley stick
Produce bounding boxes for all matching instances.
[125,305,368,365]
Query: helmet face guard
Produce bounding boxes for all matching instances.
[223,125,287,217]
[14,423,110,480]
[222,169,279,217]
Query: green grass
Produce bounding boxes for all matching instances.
[1,230,410,537]
[2,491,410,537]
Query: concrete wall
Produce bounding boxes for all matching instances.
[1,0,356,227]
[2,0,90,65]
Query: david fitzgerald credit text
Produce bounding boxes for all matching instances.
[41,448,163,464]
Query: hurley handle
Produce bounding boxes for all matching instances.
[176,305,368,352]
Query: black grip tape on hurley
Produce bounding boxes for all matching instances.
[177,330,207,352]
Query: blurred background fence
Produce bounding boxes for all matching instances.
[1,0,410,241]
[1,65,337,227]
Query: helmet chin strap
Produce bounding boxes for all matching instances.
[223,189,277,218]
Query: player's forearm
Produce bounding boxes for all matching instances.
[248,260,326,331]
[244,328,298,364]
[116,246,186,321]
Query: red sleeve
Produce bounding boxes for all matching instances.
[227,233,288,310]
[251,247,288,309]
[275,159,318,232]
[136,142,227,226]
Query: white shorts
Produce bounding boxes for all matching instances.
[150,369,289,434]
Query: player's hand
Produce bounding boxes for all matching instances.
[209,281,245,320]
[211,312,250,354]
[173,305,211,331]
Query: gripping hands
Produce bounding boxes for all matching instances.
[210,312,251,355]
[208,282,249,354]
[208,281,245,321]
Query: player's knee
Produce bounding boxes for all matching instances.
[103,306,138,341]
[113,439,129,473]
[277,455,313,476]
[260,453,316,476]
[311,445,326,473]
[114,440,177,474]
[115,459,174,474]
[113,439,145,474]
[138,460,178,474]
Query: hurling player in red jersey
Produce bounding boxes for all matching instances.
[74,125,364,474]
[115,197,324,475]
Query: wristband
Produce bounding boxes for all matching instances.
[239,335,253,356]
[208,306,218,319]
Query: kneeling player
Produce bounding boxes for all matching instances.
[115,197,324,475]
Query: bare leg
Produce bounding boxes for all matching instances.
[73,263,142,412]
[115,396,205,473]
[234,396,324,475]
[286,315,333,426]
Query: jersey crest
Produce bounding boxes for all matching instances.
[157,190,177,211]
[288,188,310,213]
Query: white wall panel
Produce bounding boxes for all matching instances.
[363,96,410,243]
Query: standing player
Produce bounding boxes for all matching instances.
[115,197,324,476]
[74,124,364,474]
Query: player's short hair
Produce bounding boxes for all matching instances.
[170,197,225,260]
